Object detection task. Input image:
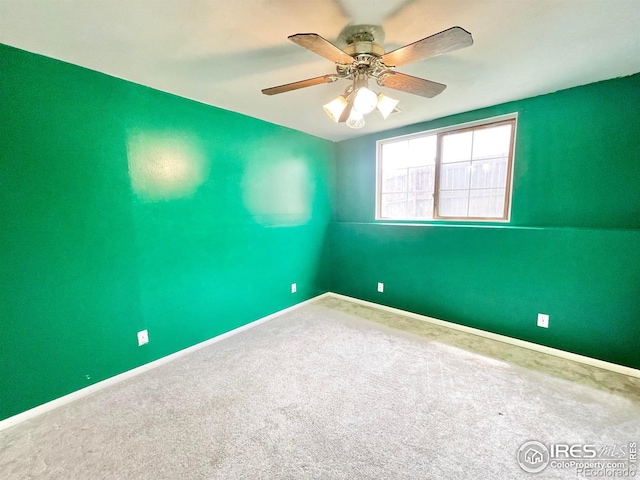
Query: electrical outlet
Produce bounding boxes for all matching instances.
[291,283,297,293]
[537,314,549,328]
[137,329,149,346]
[377,282,384,293]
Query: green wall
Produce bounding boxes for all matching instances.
[321,73,640,370]
[0,44,334,421]
[2,41,639,423]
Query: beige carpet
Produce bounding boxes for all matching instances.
[1,297,639,479]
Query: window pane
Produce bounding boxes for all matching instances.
[380,193,407,218]
[408,191,433,219]
[381,140,409,170]
[438,190,469,217]
[472,124,512,160]
[442,131,472,163]
[408,165,436,193]
[381,167,407,193]
[470,157,508,189]
[437,120,514,220]
[407,135,437,167]
[378,134,437,220]
[440,162,470,190]
[468,189,506,217]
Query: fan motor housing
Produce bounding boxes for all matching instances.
[343,41,385,57]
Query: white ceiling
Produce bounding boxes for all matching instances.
[1,0,640,142]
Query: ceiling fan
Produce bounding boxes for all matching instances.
[262,25,473,128]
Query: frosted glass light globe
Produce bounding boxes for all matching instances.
[322,95,348,122]
[346,108,365,129]
[376,94,399,119]
[353,87,378,115]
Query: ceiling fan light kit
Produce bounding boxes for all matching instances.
[262,25,473,129]
[323,90,399,128]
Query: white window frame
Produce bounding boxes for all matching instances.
[375,113,517,223]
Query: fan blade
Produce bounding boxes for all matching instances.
[379,72,446,98]
[338,94,356,123]
[289,33,354,65]
[381,26,473,67]
[262,74,338,95]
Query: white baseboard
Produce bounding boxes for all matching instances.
[327,292,640,379]
[0,293,331,432]
[3,290,636,432]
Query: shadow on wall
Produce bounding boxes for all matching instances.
[126,131,210,202]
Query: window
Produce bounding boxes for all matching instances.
[376,115,516,222]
